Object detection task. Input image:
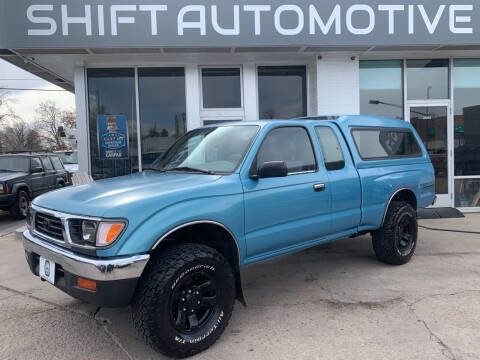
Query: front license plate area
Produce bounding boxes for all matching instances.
[39,256,55,285]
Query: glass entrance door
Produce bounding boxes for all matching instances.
[408,104,452,207]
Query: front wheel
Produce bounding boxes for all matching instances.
[9,190,30,220]
[132,243,235,358]
[372,201,418,265]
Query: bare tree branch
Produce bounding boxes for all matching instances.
[34,100,76,150]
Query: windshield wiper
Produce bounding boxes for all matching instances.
[166,166,215,175]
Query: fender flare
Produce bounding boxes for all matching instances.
[380,187,416,227]
[55,177,66,186]
[11,183,30,197]
[150,220,246,306]
[151,220,241,264]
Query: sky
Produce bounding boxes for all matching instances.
[0,59,75,123]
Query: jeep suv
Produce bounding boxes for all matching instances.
[0,153,70,219]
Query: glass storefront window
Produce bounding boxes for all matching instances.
[455,179,480,207]
[410,106,449,195]
[202,68,241,109]
[453,59,480,208]
[360,60,404,119]
[258,65,307,119]
[138,68,186,169]
[453,59,480,177]
[87,68,138,180]
[407,59,449,100]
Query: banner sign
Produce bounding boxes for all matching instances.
[97,115,129,160]
[0,1,479,48]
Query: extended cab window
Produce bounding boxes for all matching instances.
[50,156,64,171]
[352,128,422,160]
[315,127,345,171]
[257,127,316,174]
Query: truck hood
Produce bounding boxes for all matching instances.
[33,171,223,217]
[0,171,27,181]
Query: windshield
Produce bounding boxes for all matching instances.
[57,152,78,164]
[151,125,259,174]
[0,156,30,172]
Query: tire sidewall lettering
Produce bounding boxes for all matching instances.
[171,263,215,291]
[174,310,224,345]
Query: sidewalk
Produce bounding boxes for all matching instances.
[0,215,479,360]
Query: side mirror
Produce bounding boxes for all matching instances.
[31,167,43,174]
[252,161,288,179]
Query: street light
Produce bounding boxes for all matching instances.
[369,100,428,117]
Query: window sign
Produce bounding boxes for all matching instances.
[97,115,129,160]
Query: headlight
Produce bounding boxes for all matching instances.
[0,183,4,194]
[82,220,97,242]
[70,219,126,247]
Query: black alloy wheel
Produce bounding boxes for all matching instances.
[170,271,219,334]
[372,201,418,265]
[396,212,416,256]
[132,243,235,358]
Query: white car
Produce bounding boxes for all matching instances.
[55,151,79,173]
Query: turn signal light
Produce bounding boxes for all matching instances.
[77,277,97,291]
[96,222,125,246]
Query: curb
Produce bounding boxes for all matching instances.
[15,226,26,241]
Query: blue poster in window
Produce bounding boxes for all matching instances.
[97,115,129,159]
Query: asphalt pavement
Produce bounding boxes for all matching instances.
[0,213,479,360]
[0,210,25,237]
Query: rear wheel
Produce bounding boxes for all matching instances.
[9,190,30,220]
[372,201,417,265]
[132,243,235,358]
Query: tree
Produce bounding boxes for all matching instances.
[35,100,76,150]
[0,120,42,152]
[0,91,16,124]
[0,91,20,153]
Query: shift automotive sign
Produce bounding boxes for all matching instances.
[22,2,474,40]
[98,115,129,159]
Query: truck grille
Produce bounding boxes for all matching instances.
[35,212,64,241]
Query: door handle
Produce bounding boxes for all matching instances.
[313,183,326,192]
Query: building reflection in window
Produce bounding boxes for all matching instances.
[258,66,307,119]
[453,59,480,207]
[407,59,449,100]
[138,68,186,169]
[87,68,138,180]
[360,60,404,119]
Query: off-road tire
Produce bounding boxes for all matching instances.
[372,201,418,265]
[9,190,30,220]
[132,243,235,358]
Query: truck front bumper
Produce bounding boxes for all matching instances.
[23,230,150,307]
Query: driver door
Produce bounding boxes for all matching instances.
[241,126,331,260]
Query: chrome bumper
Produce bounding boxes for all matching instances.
[23,230,150,281]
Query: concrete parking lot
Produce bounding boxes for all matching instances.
[0,210,479,360]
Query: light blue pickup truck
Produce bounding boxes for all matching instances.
[23,116,435,358]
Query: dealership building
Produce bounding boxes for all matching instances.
[1,0,480,211]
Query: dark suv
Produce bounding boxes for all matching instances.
[0,153,70,219]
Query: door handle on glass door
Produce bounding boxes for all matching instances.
[313,183,326,192]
